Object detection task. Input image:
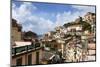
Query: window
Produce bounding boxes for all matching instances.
[16,57,22,66]
[36,52,39,64]
[28,54,32,65]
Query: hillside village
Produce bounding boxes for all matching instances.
[11,12,96,66]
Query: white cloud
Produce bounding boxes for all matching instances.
[71,5,95,17]
[55,5,95,26]
[24,16,55,34]
[55,11,74,26]
[12,3,16,8]
[12,2,37,23]
[12,2,95,35]
[12,2,55,34]
[55,11,82,27]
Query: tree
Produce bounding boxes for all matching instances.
[63,22,72,28]
[81,21,91,32]
[24,31,38,38]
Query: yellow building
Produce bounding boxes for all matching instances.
[83,12,96,24]
[12,41,43,66]
[11,19,22,42]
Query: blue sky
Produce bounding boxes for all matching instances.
[12,1,95,35]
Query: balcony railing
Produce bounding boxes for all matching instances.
[12,43,41,55]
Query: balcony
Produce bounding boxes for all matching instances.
[12,43,41,56]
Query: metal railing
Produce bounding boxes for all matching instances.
[12,43,41,55]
